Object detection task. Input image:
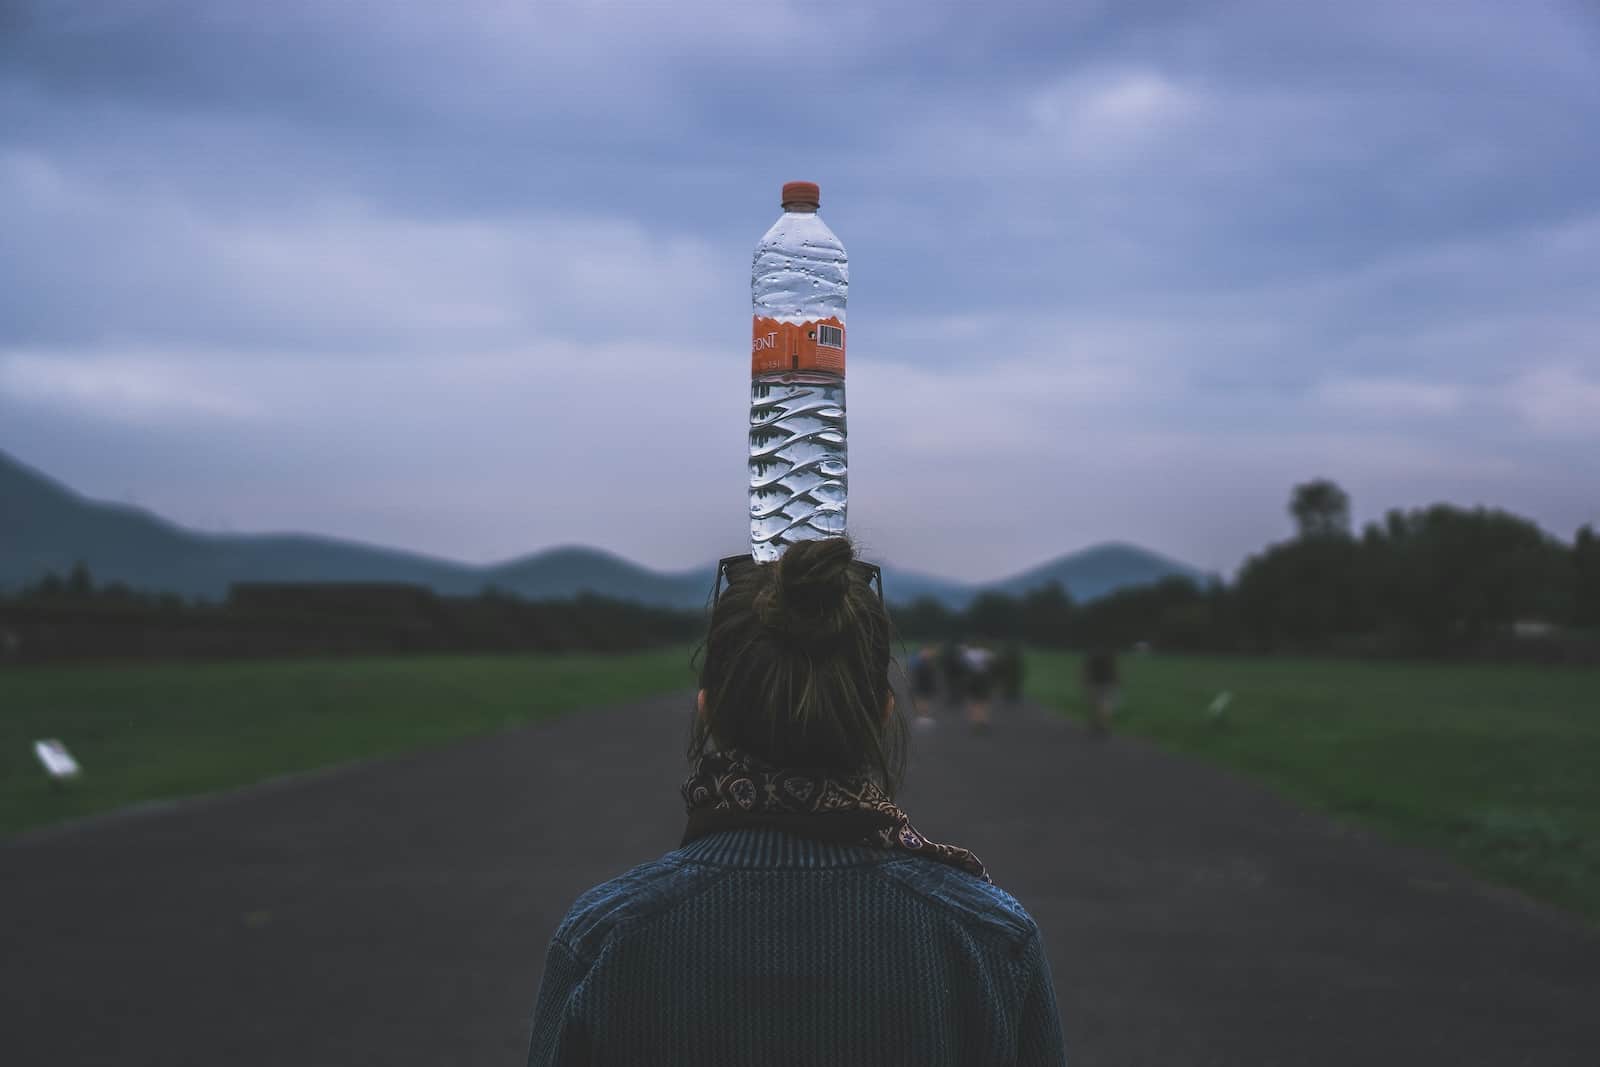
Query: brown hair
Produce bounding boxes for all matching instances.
[689,537,907,794]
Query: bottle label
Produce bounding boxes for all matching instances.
[751,316,846,376]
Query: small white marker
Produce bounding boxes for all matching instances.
[1207,692,1233,719]
[34,739,81,780]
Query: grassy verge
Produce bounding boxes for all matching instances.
[1027,651,1600,921]
[1,648,695,837]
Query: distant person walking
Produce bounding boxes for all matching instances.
[909,644,940,727]
[1082,648,1120,738]
[526,538,1067,1065]
[939,639,967,710]
[963,642,996,734]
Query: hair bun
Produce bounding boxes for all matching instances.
[755,538,855,648]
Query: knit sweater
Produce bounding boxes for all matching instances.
[526,828,1067,1065]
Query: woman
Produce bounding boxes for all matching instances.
[525,538,1066,1065]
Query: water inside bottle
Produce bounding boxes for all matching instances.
[749,371,847,561]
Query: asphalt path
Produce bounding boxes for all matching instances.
[4,690,1598,1065]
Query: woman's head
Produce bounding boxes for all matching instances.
[690,536,906,792]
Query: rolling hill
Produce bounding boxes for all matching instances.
[0,447,1203,609]
[988,542,1207,603]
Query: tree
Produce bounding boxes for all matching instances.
[1373,504,1572,646]
[1236,535,1370,646]
[1017,582,1075,648]
[1233,483,1370,648]
[27,572,66,599]
[966,590,1020,641]
[66,561,94,598]
[1290,479,1351,540]
[890,596,955,640]
[1574,525,1600,629]
[1076,576,1205,650]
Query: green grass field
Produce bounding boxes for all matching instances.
[1027,651,1600,921]
[11,647,1598,922]
[1,648,696,837]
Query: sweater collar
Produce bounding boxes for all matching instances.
[673,827,895,870]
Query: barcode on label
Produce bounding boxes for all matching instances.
[816,324,843,349]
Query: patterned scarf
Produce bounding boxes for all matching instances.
[680,749,990,883]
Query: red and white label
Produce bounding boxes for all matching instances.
[751,316,846,376]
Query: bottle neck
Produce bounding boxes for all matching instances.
[781,202,819,214]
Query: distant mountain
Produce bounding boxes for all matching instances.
[0,449,692,604]
[984,542,1208,604]
[484,546,711,609]
[0,447,1204,610]
[874,565,973,609]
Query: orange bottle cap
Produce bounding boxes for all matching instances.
[781,181,820,207]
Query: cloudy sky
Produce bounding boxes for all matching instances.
[2,0,1597,581]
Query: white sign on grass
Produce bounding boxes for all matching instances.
[1207,691,1233,720]
[34,738,81,780]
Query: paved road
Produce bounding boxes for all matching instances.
[4,692,1598,1065]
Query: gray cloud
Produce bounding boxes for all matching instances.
[2,0,1597,576]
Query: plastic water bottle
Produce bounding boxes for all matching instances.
[749,180,848,561]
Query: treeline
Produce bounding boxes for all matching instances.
[0,565,702,664]
[7,482,1597,665]
[891,481,1600,663]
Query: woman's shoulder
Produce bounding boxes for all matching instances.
[552,854,723,962]
[548,848,1045,964]
[874,858,1041,954]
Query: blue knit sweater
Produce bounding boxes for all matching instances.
[526,828,1067,1065]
